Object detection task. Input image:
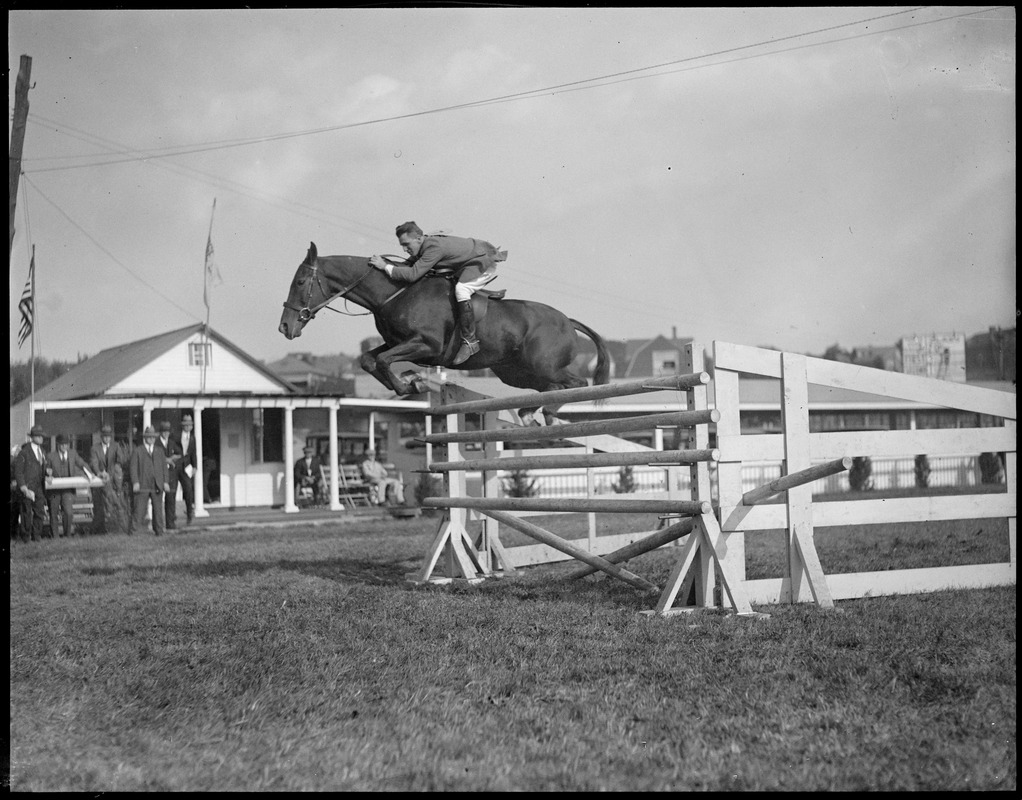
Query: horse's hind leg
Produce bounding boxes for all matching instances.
[490,364,588,426]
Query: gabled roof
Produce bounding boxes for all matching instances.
[266,353,338,380]
[29,324,296,402]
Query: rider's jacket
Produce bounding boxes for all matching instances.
[388,234,507,284]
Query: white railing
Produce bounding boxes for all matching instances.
[494,454,999,499]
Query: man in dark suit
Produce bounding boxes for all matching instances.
[157,420,183,530]
[129,425,170,536]
[14,424,48,542]
[176,414,198,525]
[46,433,89,538]
[294,445,324,505]
[90,424,128,534]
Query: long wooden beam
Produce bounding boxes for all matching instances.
[423,496,711,515]
[741,456,853,505]
[429,372,709,415]
[568,518,696,579]
[479,509,659,592]
[421,408,719,446]
[428,448,719,473]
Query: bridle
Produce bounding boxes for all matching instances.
[282,258,374,322]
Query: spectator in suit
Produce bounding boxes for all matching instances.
[360,448,405,506]
[129,425,169,536]
[46,433,89,538]
[11,446,23,541]
[90,424,128,534]
[14,425,48,542]
[157,420,183,530]
[295,445,324,505]
[176,414,197,525]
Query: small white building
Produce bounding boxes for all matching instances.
[10,324,428,513]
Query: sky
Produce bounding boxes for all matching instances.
[8,7,1016,369]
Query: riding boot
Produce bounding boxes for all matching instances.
[453,300,480,365]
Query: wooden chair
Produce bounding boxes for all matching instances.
[337,463,374,509]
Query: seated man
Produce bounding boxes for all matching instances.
[294,446,325,505]
[359,449,405,506]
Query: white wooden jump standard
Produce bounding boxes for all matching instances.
[410,370,720,598]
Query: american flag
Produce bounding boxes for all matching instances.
[17,252,34,348]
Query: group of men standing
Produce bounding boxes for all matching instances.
[12,415,197,542]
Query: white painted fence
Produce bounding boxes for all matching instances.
[496,454,1000,499]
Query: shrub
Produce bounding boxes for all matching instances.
[978,452,1005,484]
[612,465,637,494]
[914,454,931,488]
[848,456,873,492]
[501,469,538,498]
[413,472,443,507]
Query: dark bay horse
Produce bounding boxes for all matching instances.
[279,243,610,414]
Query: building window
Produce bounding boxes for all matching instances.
[189,342,212,367]
[251,409,284,463]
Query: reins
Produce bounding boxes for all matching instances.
[282,259,375,321]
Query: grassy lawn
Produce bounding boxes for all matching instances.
[8,513,1016,791]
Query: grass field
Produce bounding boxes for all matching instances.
[7,511,1017,791]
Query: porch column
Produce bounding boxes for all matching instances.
[142,406,153,432]
[283,404,298,513]
[192,404,209,518]
[368,411,376,451]
[328,406,342,511]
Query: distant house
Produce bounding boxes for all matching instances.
[11,324,427,513]
[264,352,356,395]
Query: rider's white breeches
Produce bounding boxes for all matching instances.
[455,269,497,301]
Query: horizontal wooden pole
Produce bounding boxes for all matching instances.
[428,372,709,415]
[421,408,719,446]
[741,456,853,505]
[568,517,697,580]
[423,496,711,515]
[429,448,720,473]
[479,509,659,592]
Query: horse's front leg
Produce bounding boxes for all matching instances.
[365,338,440,396]
[359,345,400,392]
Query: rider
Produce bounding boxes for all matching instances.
[368,222,506,365]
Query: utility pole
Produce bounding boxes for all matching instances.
[10,54,32,260]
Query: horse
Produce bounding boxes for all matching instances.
[279,242,610,421]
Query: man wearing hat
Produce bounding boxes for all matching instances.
[14,424,48,542]
[46,433,89,538]
[90,424,128,534]
[157,420,184,529]
[176,415,198,525]
[294,444,324,505]
[129,425,170,536]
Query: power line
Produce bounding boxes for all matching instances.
[22,6,991,175]
[22,174,202,323]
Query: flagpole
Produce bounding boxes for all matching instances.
[29,245,36,427]
[202,198,216,394]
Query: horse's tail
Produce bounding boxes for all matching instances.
[570,319,611,386]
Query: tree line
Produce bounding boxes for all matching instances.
[10,357,83,406]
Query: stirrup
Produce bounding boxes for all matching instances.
[452,338,480,365]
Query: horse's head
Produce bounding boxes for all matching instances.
[279,242,323,340]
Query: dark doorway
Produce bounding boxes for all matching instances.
[201,409,221,503]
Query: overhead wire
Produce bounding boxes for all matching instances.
[20,6,970,174]
[11,6,1007,341]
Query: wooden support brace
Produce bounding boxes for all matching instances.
[567,518,696,580]
[742,457,852,505]
[791,523,834,608]
[480,509,659,592]
[649,513,760,617]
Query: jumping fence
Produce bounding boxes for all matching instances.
[410,341,1016,616]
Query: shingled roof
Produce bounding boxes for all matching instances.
[27,324,295,401]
